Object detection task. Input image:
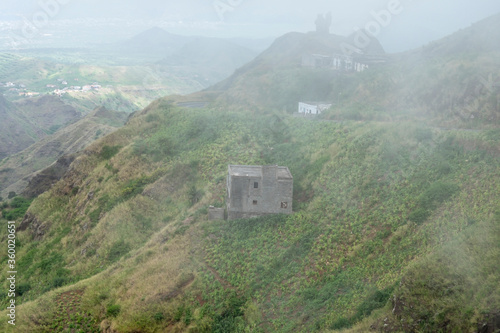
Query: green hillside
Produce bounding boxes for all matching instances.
[0,99,498,332]
[0,13,499,333]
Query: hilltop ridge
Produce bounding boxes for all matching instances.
[198,14,500,126]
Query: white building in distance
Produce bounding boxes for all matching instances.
[298,102,332,115]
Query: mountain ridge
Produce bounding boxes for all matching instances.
[0,106,128,198]
[198,14,500,126]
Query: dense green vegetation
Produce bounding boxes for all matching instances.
[1,196,32,221]
[0,99,497,332]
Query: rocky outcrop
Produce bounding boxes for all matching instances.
[18,211,49,240]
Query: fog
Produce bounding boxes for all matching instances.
[1,0,499,52]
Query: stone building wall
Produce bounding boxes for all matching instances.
[227,165,293,220]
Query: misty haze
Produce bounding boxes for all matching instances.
[0,1,499,332]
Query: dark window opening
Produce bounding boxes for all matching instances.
[254,182,259,189]
[281,202,288,209]
[253,200,258,205]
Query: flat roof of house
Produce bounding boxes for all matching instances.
[299,101,332,106]
[228,165,293,180]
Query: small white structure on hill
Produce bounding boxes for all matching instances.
[298,102,332,115]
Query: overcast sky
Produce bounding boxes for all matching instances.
[1,0,499,52]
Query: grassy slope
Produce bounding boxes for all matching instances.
[0,99,498,332]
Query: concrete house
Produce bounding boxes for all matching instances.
[298,102,332,115]
[226,165,293,220]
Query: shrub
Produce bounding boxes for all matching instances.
[107,240,131,263]
[52,277,67,288]
[2,197,32,220]
[100,145,121,160]
[409,208,431,224]
[8,191,16,199]
[419,181,459,210]
[354,288,392,319]
[104,163,118,174]
[37,252,63,274]
[88,207,101,226]
[17,283,31,296]
[106,304,121,317]
[174,306,184,322]
[153,312,164,322]
[330,317,351,330]
[121,176,151,200]
[98,193,119,213]
[184,308,192,325]
[10,197,30,208]
[188,185,203,205]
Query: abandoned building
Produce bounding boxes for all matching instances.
[298,102,332,115]
[226,165,293,220]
